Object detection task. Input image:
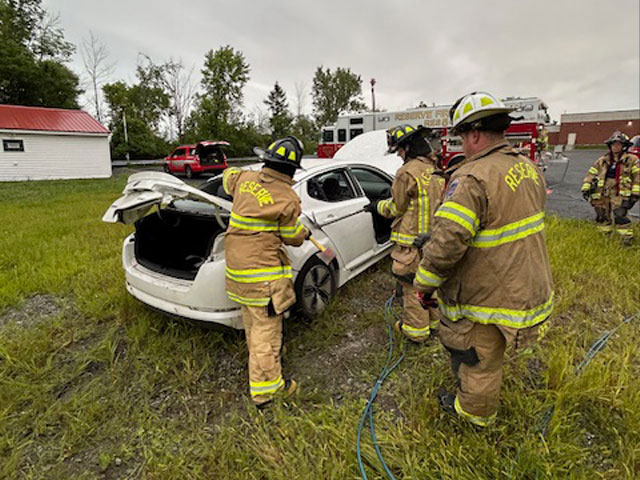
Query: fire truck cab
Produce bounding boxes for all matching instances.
[318,97,550,167]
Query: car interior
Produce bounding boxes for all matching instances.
[197,145,226,165]
[349,167,393,244]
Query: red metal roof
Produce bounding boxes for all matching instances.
[0,104,109,135]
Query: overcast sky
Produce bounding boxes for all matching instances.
[45,0,639,123]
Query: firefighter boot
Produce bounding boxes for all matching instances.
[256,379,298,410]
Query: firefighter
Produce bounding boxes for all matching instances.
[365,124,445,342]
[222,136,310,408]
[581,131,640,242]
[413,92,554,427]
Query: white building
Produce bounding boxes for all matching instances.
[0,104,111,181]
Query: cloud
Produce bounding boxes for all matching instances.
[45,0,639,122]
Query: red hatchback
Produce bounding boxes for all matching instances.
[163,141,230,178]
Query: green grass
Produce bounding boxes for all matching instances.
[1,173,639,479]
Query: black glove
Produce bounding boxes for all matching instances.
[412,233,431,249]
[417,291,438,310]
[582,190,591,201]
[364,201,379,214]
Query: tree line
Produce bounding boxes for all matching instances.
[0,0,368,159]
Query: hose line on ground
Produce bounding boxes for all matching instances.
[356,293,405,480]
[539,311,640,437]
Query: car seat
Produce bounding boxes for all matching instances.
[322,177,342,201]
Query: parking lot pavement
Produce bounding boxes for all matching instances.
[113,149,640,221]
[545,148,640,220]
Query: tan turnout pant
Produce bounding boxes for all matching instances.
[391,245,437,342]
[592,178,633,238]
[241,305,284,405]
[439,316,540,424]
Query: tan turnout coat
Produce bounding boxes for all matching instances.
[223,166,309,313]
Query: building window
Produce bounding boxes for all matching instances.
[3,139,24,152]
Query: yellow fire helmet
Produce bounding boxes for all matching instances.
[449,91,513,135]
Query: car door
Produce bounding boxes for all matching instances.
[348,166,394,245]
[172,147,187,171]
[301,168,374,271]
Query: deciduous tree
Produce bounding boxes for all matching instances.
[311,66,366,128]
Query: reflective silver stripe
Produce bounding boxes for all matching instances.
[226,291,270,306]
[415,267,444,287]
[391,231,417,245]
[250,375,284,396]
[226,266,292,283]
[435,202,479,235]
[229,212,279,231]
[471,212,545,248]
[280,219,305,238]
[439,292,554,329]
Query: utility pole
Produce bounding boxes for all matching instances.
[370,78,376,131]
[122,110,130,161]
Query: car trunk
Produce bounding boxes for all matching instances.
[134,206,225,280]
[196,144,226,166]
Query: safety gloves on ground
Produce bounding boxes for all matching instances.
[417,291,438,310]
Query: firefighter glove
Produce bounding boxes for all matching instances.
[412,233,431,249]
[364,201,379,214]
[582,191,591,201]
[417,291,438,310]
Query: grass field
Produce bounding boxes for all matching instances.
[1,172,639,479]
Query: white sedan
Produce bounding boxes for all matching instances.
[103,131,401,329]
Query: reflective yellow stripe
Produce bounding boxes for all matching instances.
[250,375,284,396]
[581,183,591,191]
[597,224,613,233]
[390,231,417,245]
[440,292,553,328]
[378,198,398,217]
[435,201,478,235]
[280,219,306,238]
[632,166,640,174]
[223,167,241,195]
[415,267,444,287]
[632,185,640,194]
[454,396,496,427]
[401,323,430,338]
[226,265,292,283]
[471,212,545,248]
[226,291,270,306]
[415,177,430,234]
[588,167,598,175]
[229,212,279,231]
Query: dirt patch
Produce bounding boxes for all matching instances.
[0,294,62,328]
[296,324,388,403]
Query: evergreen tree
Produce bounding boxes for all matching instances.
[264,81,292,139]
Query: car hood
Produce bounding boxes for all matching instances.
[333,130,403,177]
[102,172,232,224]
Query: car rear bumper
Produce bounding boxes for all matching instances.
[125,280,243,328]
[122,235,243,328]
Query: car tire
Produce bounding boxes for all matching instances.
[294,256,336,319]
[185,165,193,179]
[163,164,171,174]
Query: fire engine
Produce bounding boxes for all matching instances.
[317,97,550,165]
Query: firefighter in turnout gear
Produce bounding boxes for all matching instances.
[223,136,309,407]
[366,124,445,342]
[413,92,554,427]
[581,131,640,241]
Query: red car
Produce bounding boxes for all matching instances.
[629,135,640,157]
[163,141,230,178]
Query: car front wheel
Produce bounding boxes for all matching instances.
[295,257,336,318]
[185,165,194,179]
